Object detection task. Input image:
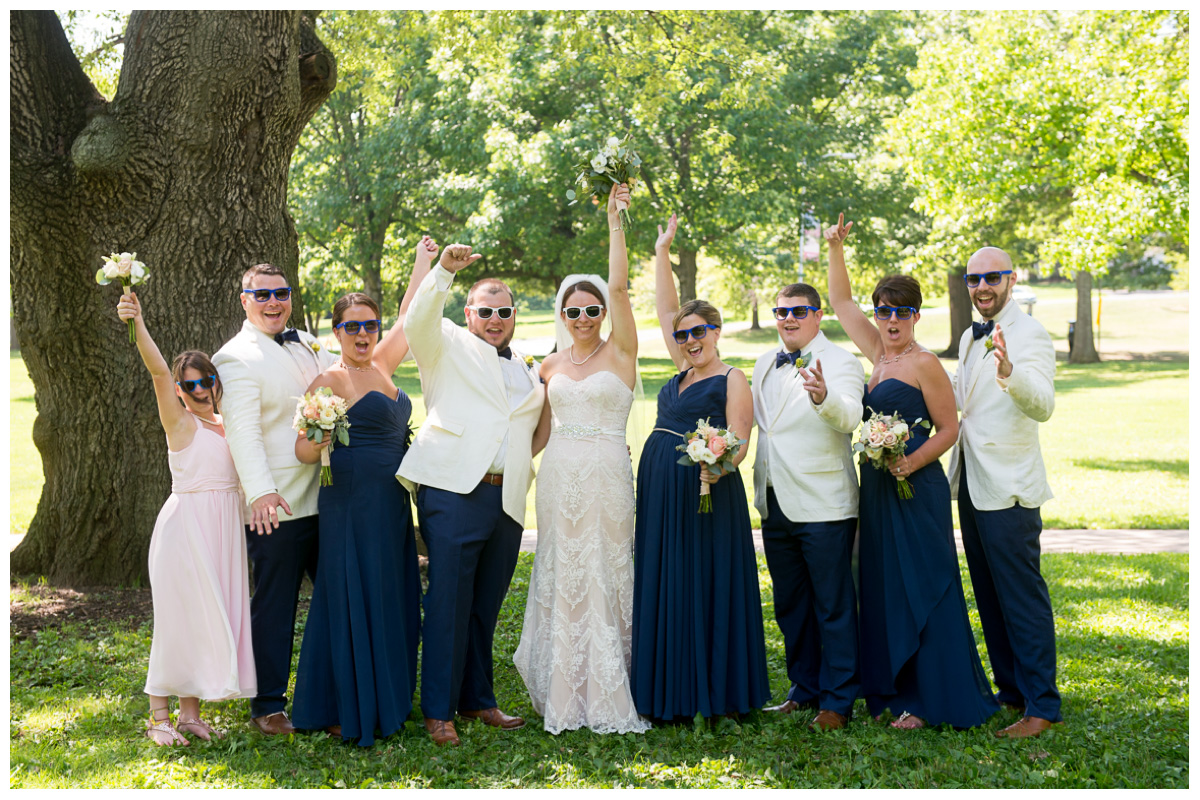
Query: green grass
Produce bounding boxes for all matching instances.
[8,289,1188,533]
[9,552,1189,788]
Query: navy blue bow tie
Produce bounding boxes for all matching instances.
[775,350,810,369]
[274,328,302,346]
[972,320,995,340]
[497,346,512,360]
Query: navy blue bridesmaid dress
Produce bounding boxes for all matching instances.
[858,379,999,728]
[292,389,421,745]
[631,368,770,721]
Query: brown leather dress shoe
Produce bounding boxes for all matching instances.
[996,716,1059,739]
[458,707,526,730]
[811,710,847,731]
[424,718,461,746]
[252,712,296,736]
[325,725,342,737]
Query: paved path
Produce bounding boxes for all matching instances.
[519,528,1188,556]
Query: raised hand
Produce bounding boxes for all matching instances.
[415,235,439,270]
[608,182,631,216]
[439,243,483,273]
[823,213,854,245]
[992,324,1012,379]
[797,358,828,405]
[116,290,143,323]
[656,213,679,251]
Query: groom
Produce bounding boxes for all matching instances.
[948,246,1062,738]
[214,263,335,734]
[752,283,865,731]
[398,244,546,746]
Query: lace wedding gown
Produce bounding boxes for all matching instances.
[514,371,650,734]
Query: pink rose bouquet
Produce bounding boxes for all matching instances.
[292,387,350,486]
[854,408,930,499]
[675,417,745,513]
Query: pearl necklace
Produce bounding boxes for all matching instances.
[338,358,374,373]
[569,339,605,366]
[878,341,915,365]
[189,411,221,426]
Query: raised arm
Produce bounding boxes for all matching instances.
[402,243,482,366]
[992,322,1055,422]
[824,214,882,363]
[605,183,637,365]
[654,213,685,370]
[374,234,438,375]
[117,291,195,451]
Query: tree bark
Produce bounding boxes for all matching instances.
[10,10,336,584]
[1069,270,1100,364]
[940,267,973,358]
[749,293,761,331]
[676,247,699,304]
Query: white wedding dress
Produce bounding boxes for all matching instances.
[514,371,650,734]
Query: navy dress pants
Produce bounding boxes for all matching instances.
[417,483,523,721]
[760,488,860,716]
[245,514,320,719]
[958,470,1062,722]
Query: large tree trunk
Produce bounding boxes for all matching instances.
[676,247,699,304]
[749,292,761,331]
[10,10,336,584]
[1069,270,1100,364]
[940,267,973,358]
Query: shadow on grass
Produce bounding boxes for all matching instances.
[1051,360,1189,395]
[1072,457,1189,477]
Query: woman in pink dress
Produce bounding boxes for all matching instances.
[117,291,256,746]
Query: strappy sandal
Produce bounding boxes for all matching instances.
[177,715,225,742]
[890,711,926,730]
[145,707,190,746]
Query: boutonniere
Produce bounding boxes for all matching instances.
[981,335,994,360]
[310,341,321,353]
[523,354,535,369]
[795,352,812,372]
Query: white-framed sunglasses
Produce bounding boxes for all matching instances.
[468,305,515,320]
[563,305,604,320]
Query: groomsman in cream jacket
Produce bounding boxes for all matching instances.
[398,244,546,747]
[752,283,865,732]
[949,247,1062,739]
[213,263,336,735]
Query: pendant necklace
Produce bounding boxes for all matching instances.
[878,341,915,365]
[338,358,374,373]
[189,411,221,426]
[570,339,605,366]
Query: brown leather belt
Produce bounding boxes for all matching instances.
[481,473,503,487]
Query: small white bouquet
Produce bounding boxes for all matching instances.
[675,417,745,513]
[96,252,150,342]
[566,134,641,230]
[292,387,350,486]
[853,408,930,499]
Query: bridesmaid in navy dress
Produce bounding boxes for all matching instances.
[824,214,999,729]
[291,238,437,745]
[631,214,770,721]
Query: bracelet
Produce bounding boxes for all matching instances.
[611,227,623,232]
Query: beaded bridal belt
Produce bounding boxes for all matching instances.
[552,423,626,440]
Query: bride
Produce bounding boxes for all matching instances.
[513,183,649,734]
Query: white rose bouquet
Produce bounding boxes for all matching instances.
[292,387,351,486]
[566,133,642,230]
[675,417,745,513]
[95,252,150,342]
[853,408,931,499]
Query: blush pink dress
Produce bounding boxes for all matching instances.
[143,414,256,700]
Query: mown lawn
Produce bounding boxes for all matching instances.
[9,552,1188,788]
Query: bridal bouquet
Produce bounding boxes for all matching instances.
[566,134,641,230]
[676,417,745,513]
[95,251,150,342]
[854,408,931,499]
[292,387,350,486]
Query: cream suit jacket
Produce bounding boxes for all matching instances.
[213,320,337,518]
[751,331,865,523]
[396,265,545,526]
[947,299,1056,511]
